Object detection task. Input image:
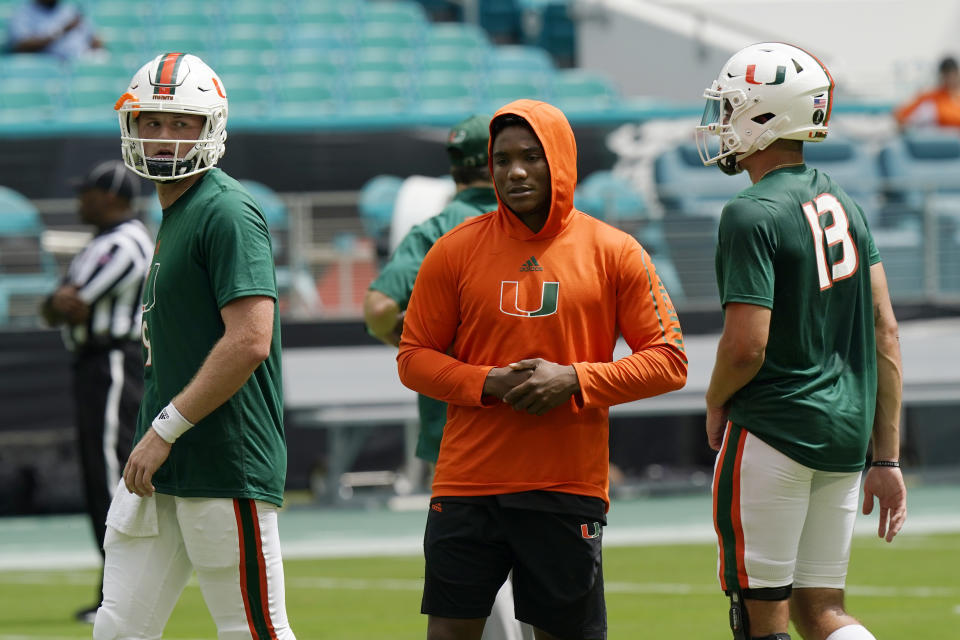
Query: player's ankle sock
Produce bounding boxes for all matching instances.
[825,625,876,640]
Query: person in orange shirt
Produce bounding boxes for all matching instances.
[397,99,688,640]
[894,56,960,129]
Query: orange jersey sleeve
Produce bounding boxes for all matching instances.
[572,239,687,408]
[397,231,494,407]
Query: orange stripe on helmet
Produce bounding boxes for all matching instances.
[156,52,184,96]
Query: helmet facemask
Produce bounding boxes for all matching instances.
[695,86,751,175]
[118,105,227,181]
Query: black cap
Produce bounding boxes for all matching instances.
[72,160,140,201]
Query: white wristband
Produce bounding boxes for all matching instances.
[151,402,194,444]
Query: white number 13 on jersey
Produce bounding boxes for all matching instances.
[802,193,859,290]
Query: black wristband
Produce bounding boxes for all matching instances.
[871,460,900,468]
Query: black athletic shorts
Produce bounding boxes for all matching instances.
[422,495,606,640]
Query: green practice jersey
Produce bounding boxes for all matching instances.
[138,169,286,505]
[369,186,498,462]
[716,164,880,472]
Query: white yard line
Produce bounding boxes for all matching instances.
[1,573,957,600]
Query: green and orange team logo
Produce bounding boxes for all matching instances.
[580,522,601,539]
[500,280,559,317]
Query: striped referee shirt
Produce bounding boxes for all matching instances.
[62,218,154,353]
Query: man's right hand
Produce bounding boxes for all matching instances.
[482,366,534,400]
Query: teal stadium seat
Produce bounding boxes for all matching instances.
[0,53,67,80]
[803,137,881,226]
[419,45,488,74]
[425,22,490,50]
[879,131,960,213]
[97,26,147,58]
[276,73,338,117]
[358,174,403,239]
[221,5,283,27]
[483,71,549,112]
[0,80,60,124]
[357,22,421,49]
[550,69,618,114]
[223,84,273,119]
[654,143,750,218]
[220,25,284,55]
[150,9,217,29]
[0,186,58,326]
[66,82,121,123]
[478,0,522,42]
[292,2,358,28]
[654,143,749,300]
[150,26,212,59]
[90,0,148,28]
[878,131,960,296]
[344,72,411,114]
[352,46,417,74]
[574,170,647,224]
[281,49,342,76]
[416,71,481,115]
[360,0,427,28]
[487,45,554,74]
[214,54,278,83]
[69,59,130,87]
[286,24,355,53]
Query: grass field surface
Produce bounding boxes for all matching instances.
[1,533,958,638]
[1,486,958,638]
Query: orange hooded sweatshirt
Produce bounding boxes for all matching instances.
[397,100,687,508]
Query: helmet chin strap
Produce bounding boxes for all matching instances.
[717,155,742,175]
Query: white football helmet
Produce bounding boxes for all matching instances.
[695,42,834,175]
[115,53,228,181]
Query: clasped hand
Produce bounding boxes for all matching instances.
[483,358,579,416]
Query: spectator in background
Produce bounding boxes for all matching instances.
[6,0,103,60]
[364,114,533,640]
[894,55,960,129]
[40,160,152,624]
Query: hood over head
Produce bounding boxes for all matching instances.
[489,99,578,239]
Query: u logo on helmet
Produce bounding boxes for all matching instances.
[745,64,787,86]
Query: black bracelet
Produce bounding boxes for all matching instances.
[871,460,901,468]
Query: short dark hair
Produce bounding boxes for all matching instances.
[490,114,534,144]
[940,56,958,75]
[450,164,490,185]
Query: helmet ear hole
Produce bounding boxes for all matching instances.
[751,112,775,124]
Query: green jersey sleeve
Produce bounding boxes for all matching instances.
[716,197,779,309]
[200,194,278,308]
[369,222,438,310]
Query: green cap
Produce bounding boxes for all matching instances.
[446,114,491,168]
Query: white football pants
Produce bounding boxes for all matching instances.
[94,493,295,639]
[713,424,861,591]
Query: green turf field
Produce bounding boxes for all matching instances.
[1,533,957,639]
